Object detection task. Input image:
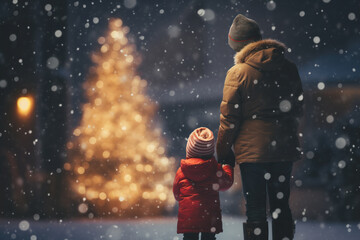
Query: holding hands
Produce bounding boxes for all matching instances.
[217,150,235,168]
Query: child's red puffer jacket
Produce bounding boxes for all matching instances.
[173,157,234,234]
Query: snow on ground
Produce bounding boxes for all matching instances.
[0,216,359,240]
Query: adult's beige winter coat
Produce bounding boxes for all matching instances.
[216,39,304,164]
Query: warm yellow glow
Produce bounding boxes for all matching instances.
[142,192,150,199]
[125,55,134,63]
[113,19,122,27]
[160,157,169,165]
[89,137,97,144]
[145,164,152,172]
[99,192,107,200]
[84,178,92,185]
[63,163,71,171]
[98,37,106,45]
[136,164,144,171]
[77,167,85,174]
[101,44,109,53]
[78,185,86,194]
[102,61,111,70]
[69,18,175,216]
[133,155,141,162]
[109,190,121,199]
[158,147,165,155]
[101,129,110,138]
[159,193,167,201]
[164,172,173,182]
[86,190,99,200]
[73,128,81,136]
[130,183,137,191]
[113,42,121,51]
[147,144,156,153]
[102,151,110,158]
[92,175,103,184]
[95,98,102,106]
[124,174,131,182]
[85,149,94,159]
[134,114,142,123]
[96,81,104,88]
[84,126,93,134]
[111,30,124,39]
[17,96,33,117]
[156,184,164,191]
[120,37,128,45]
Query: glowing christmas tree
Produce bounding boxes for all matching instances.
[65,19,175,217]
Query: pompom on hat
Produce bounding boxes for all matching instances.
[228,14,262,52]
[186,127,215,159]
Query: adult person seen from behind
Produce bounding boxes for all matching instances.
[216,14,304,240]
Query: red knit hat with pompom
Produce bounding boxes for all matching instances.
[186,127,215,159]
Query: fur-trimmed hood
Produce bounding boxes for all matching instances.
[234,39,287,71]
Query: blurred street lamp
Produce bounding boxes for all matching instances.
[17,96,34,117]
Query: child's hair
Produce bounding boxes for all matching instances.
[186,127,215,159]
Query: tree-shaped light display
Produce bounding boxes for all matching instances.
[65,19,175,217]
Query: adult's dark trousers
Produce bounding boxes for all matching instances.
[183,232,216,240]
[240,161,295,239]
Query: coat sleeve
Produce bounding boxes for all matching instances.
[173,168,182,201]
[216,67,243,164]
[217,164,234,191]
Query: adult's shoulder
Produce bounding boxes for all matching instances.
[226,63,255,84]
[227,62,254,74]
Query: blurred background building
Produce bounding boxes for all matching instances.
[0,0,359,221]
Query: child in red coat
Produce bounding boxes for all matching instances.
[173,127,234,240]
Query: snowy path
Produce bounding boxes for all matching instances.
[0,216,359,240]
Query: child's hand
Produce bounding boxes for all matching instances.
[220,159,235,167]
[218,162,235,191]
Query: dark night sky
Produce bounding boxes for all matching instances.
[1,0,359,96]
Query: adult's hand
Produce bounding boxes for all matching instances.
[218,150,235,167]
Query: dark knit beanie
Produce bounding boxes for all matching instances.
[228,14,262,52]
